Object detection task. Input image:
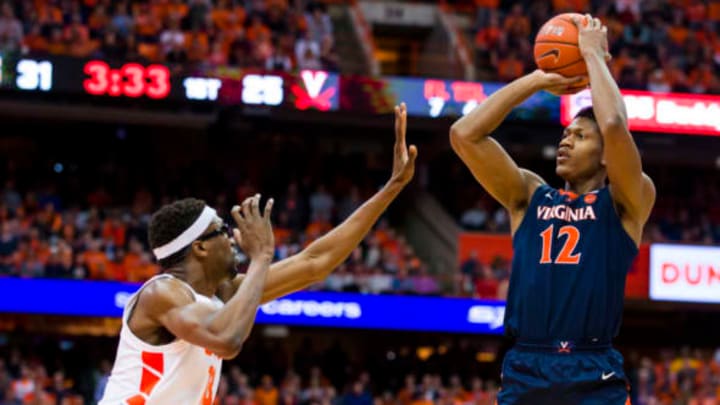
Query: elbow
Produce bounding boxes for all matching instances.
[449,124,467,144]
[218,344,242,360]
[216,338,244,360]
[450,124,485,149]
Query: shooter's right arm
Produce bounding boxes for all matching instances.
[449,72,547,215]
[450,71,580,230]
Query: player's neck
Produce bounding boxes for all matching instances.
[564,173,606,195]
[165,264,220,298]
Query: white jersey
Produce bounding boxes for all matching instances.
[99,275,224,405]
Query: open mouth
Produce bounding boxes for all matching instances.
[557,148,570,161]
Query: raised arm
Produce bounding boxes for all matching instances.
[218,104,417,304]
[449,71,579,229]
[144,196,275,359]
[575,15,655,234]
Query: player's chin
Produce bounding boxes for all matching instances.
[555,161,571,178]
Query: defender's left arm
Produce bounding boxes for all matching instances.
[218,104,417,303]
[576,15,656,232]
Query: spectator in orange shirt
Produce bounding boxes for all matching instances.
[88,4,110,38]
[35,1,63,28]
[23,23,48,53]
[474,12,501,52]
[503,4,530,40]
[496,51,524,82]
[245,15,271,43]
[211,0,233,31]
[134,3,161,42]
[666,13,689,52]
[255,375,279,405]
[82,239,110,280]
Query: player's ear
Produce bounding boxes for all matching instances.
[191,240,209,259]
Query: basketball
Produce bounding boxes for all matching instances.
[534,13,589,92]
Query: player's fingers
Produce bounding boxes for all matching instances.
[263,198,274,221]
[399,102,407,145]
[571,15,582,28]
[231,204,245,226]
[556,76,584,87]
[408,145,418,163]
[394,105,402,143]
[251,194,261,218]
[232,228,243,246]
[241,196,253,220]
[593,18,601,29]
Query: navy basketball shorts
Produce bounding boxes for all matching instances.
[497,344,630,405]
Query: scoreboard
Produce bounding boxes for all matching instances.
[1,53,719,136]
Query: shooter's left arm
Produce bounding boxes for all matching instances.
[579,15,655,226]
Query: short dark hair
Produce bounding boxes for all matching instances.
[574,106,597,123]
[573,106,601,137]
[148,198,207,268]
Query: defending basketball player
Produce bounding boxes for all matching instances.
[450,14,655,405]
[99,103,417,404]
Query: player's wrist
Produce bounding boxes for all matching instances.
[580,47,605,59]
[525,71,547,92]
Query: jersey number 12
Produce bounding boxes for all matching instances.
[539,224,581,265]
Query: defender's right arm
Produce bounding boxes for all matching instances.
[449,71,579,231]
[143,196,275,359]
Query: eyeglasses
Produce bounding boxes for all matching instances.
[196,223,232,242]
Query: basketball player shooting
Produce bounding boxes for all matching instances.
[99,103,417,404]
[450,14,655,405]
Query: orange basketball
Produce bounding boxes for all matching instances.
[534,13,589,92]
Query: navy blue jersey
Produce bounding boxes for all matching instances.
[504,184,638,343]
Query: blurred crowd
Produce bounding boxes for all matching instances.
[626,346,720,405]
[462,0,720,93]
[0,0,339,72]
[0,178,438,295]
[1,338,718,405]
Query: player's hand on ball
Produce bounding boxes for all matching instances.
[573,14,611,61]
[389,102,417,187]
[533,70,586,96]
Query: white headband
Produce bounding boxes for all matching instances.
[152,206,218,260]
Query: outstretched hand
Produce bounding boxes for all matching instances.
[389,102,418,186]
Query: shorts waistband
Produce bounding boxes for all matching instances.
[514,338,612,353]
